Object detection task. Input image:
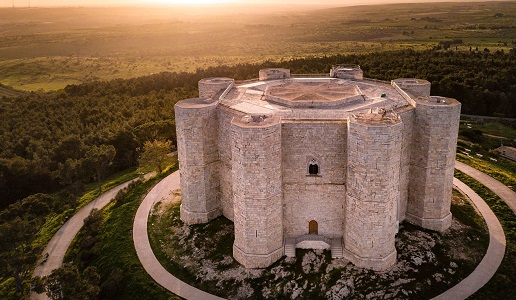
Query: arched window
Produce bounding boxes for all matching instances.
[308,159,319,175]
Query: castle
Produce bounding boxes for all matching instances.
[174,65,461,271]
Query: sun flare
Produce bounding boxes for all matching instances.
[150,0,234,5]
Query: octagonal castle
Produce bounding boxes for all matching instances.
[175,65,461,271]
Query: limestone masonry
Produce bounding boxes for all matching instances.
[175,65,461,271]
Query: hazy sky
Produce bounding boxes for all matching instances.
[0,0,477,8]
[3,0,352,7]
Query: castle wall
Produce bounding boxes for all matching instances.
[217,107,244,221]
[398,108,415,221]
[231,116,284,268]
[281,121,347,238]
[406,97,461,231]
[176,70,461,272]
[344,114,403,271]
[175,98,221,224]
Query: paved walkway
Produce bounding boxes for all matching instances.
[136,165,510,300]
[33,160,508,300]
[431,177,506,299]
[31,174,152,300]
[133,171,225,300]
[455,160,516,215]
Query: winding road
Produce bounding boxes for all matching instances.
[31,174,153,300]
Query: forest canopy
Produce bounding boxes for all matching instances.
[0,48,515,208]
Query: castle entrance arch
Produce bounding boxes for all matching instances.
[309,220,318,235]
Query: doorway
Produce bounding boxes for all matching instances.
[309,220,318,235]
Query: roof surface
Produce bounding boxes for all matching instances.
[217,77,411,120]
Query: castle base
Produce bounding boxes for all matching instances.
[343,249,397,272]
[180,205,221,225]
[405,212,452,232]
[233,245,284,269]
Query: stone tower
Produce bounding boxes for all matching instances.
[231,115,284,268]
[406,95,461,231]
[198,77,234,98]
[175,98,221,224]
[344,110,403,271]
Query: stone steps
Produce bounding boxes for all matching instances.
[331,238,343,259]
[284,238,296,257]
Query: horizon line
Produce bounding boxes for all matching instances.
[0,0,505,9]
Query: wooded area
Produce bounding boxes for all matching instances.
[1,48,514,209]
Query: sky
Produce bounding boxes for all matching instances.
[0,0,482,8]
[4,0,343,7]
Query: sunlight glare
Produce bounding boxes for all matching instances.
[150,0,234,5]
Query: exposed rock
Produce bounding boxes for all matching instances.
[153,198,488,300]
[236,282,254,299]
[301,250,325,274]
[433,273,444,282]
[325,278,354,300]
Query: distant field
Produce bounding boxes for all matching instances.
[0,1,514,91]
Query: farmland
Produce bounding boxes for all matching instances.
[0,1,515,91]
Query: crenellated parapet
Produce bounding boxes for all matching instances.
[344,110,403,271]
[231,114,284,268]
[406,96,461,231]
[175,98,221,224]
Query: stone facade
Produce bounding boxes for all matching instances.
[175,66,461,271]
[231,115,284,268]
[344,112,402,270]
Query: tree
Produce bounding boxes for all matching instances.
[138,140,172,174]
[35,264,100,300]
[53,158,91,201]
[0,217,34,298]
[85,145,116,193]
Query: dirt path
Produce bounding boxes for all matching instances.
[34,159,507,300]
